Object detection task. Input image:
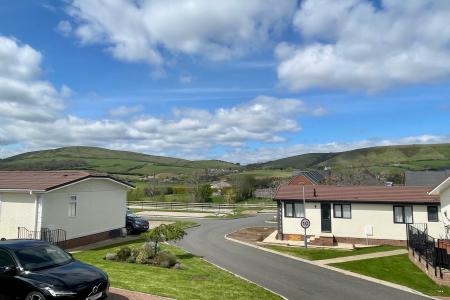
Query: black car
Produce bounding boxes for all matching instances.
[0,240,109,300]
[126,210,149,234]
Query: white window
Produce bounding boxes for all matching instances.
[393,205,413,224]
[285,202,305,218]
[68,195,77,217]
[334,204,351,219]
[294,203,305,218]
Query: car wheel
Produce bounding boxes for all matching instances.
[25,291,46,300]
[126,225,133,234]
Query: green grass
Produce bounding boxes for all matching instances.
[331,254,450,296]
[74,240,281,300]
[263,244,403,261]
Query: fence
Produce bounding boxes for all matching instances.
[18,227,67,249]
[407,224,450,274]
[127,200,276,212]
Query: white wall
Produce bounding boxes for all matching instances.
[0,192,37,239]
[440,187,450,225]
[282,201,445,241]
[41,178,128,240]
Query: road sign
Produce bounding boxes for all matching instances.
[301,218,310,229]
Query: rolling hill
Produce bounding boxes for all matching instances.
[248,143,450,176]
[1,143,449,180]
[0,146,241,176]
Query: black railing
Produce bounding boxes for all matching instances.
[18,227,67,249]
[407,224,436,268]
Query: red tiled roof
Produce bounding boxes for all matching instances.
[274,185,439,204]
[0,171,134,191]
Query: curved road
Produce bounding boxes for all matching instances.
[171,214,428,300]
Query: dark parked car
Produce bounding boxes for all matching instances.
[126,210,149,234]
[0,240,109,300]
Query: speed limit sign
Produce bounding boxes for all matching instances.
[301,218,310,229]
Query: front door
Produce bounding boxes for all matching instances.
[321,203,332,232]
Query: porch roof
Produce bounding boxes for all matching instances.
[273,185,439,204]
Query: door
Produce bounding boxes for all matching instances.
[321,203,332,232]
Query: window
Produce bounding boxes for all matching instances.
[68,195,77,217]
[393,205,413,224]
[334,204,351,219]
[284,202,305,218]
[427,206,439,222]
[0,250,15,268]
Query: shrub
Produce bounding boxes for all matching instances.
[126,256,136,263]
[153,251,177,268]
[136,249,150,264]
[142,242,158,258]
[116,246,132,261]
[131,248,141,259]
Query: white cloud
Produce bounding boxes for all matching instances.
[277,0,450,92]
[221,134,450,164]
[64,0,296,65]
[0,36,67,125]
[180,75,193,84]
[109,105,143,117]
[56,20,73,36]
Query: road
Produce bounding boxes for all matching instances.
[172,214,428,300]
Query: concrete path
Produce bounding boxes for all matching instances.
[109,287,171,300]
[172,214,430,300]
[315,249,408,265]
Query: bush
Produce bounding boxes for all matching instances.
[126,256,136,263]
[143,242,158,258]
[131,248,141,259]
[153,251,178,268]
[136,249,150,264]
[116,246,132,261]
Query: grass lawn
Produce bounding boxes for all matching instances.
[263,244,403,261]
[74,240,281,300]
[331,254,450,296]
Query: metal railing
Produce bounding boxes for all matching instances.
[127,200,276,212]
[18,227,67,249]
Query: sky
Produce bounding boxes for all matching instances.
[0,0,449,164]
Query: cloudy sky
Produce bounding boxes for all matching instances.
[0,0,449,164]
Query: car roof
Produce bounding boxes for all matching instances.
[0,239,50,250]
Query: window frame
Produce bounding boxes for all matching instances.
[427,205,439,222]
[393,205,414,224]
[68,195,77,218]
[284,201,305,218]
[333,203,352,219]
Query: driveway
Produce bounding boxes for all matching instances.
[172,214,428,300]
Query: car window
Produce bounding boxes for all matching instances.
[0,250,15,267]
[14,245,72,271]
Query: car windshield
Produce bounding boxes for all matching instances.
[127,212,139,218]
[14,245,72,271]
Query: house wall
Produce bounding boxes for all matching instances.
[281,201,444,243]
[440,187,450,226]
[0,192,36,239]
[41,178,128,240]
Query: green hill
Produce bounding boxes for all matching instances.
[248,143,450,176]
[0,146,241,176]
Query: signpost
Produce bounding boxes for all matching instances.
[301,218,310,248]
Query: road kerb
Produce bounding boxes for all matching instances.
[225,234,438,300]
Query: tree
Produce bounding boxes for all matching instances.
[231,174,256,201]
[198,184,213,202]
[141,224,186,256]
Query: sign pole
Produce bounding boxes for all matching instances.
[300,218,310,249]
[304,227,307,248]
[302,184,307,248]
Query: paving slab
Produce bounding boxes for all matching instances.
[315,249,408,265]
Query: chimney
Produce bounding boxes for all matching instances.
[313,188,317,197]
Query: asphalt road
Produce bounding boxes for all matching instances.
[173,214,428,300]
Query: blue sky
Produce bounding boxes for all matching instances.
[0,0,449,163]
